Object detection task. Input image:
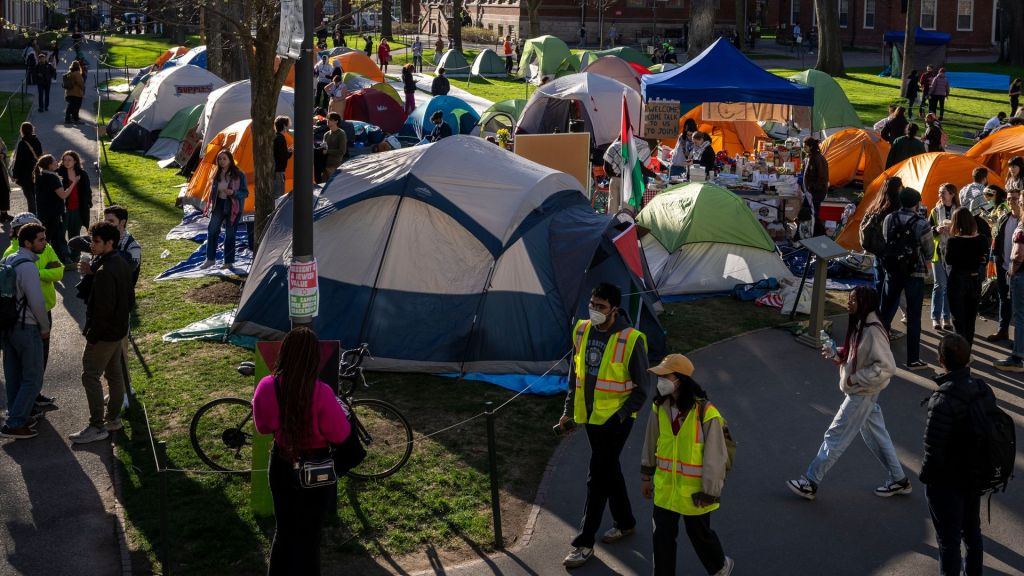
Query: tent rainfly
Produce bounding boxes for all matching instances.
[471,49,508,77]
[518,35,580,84]
[516,72,641,147]
[583,56,648,92]
[163,45,207,70]
[788,69,861,132]
[331,52,384,82]
[200,81,296,149]
[476,99,527,136]
[966,126,1024,175]
[342,73,401,104]
[580,46,653,68]
[434,49,471,77]
[659,105,767,155]
[820,128,890,188]
[145,103,205,161]
[344,88,407,135]
[400,95,481,139]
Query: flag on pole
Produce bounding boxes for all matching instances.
[620,92,645,210]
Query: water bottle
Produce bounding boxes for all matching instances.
[820,330,837,359]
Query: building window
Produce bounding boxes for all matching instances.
[920,0,936,29]
[508,25,514,37]
[497,24,503,35]
[838,0,848,28]
[790,0,800,26]
[863,0,874,28]
[957,0,973,31]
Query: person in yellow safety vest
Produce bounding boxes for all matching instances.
[640,353,734,576]
[557,282,651,569]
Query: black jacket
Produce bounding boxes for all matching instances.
[431,75,450,96]
[84,250,134,342]
[920,368,991,487]
[12,136,42,183]
[273,132,291,173]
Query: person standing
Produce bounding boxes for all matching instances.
[1010,78,1022,117]
[787,286,911,499]
[880,187,934,371]
[377,37,390,74]
[430,67,450,96]
[1005,156,1024,193]
[928,68,950,120]
[325,74,347,118]
[959,167,989,209]
[314,54,333,110]
[33,155,72,265]
[322,112,347,180]
[273,116,292,204]
[578,25,586,48]
[608,24,618,47]
[944,207,988,345]
[929,183,958,330]
[641,354,734,576]
[670,118,697,178]
[23,42,36,88]
[860,177,903,295]
[919,65,937,118]
[988,186,1019,342]
[334,23,346,48]
[412,37,424,73]
[880,106,909,143]
[200,150,248,270]
[63,60,85,124]
[401,64,417,115]
[995,191,1024,371]
[364,35,373,58]
[557,283,650,569]
[0,139,11,222]
[12,123,42,215]
[885,123,925,168]
[57,150,92,261]
[503,35,514,75]
[921,334,991,576]
[434,36,445,65]
[32,54,54,113]
[802,137,829,237]
[923,113,945,153]
[904,70,920,120]
[252,326,351,576]
[68,222,133,444]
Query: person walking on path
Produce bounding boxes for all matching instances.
[401,64,417,115]
[885,123,925,168]
[995,191,1024,372]
[944,207,988,345]
[904,70,920,120]
[377,37,390,74]
[880,186,934,370]
[919,65,937,118]
[33,155,72,265]
[253,326,351,576]
[12,122,41,215]
[0,223,51,439]
[557,282,650,569]
[431,67,450,96]
[411,37,424,73]
[503,35,514,75]
[63,60,84,124]
[929,183,958,330]
[921,334,992,576]
[32,54,55,113]
[988,186,1019,343]
[57,150,91,261]
[928,68,951,120]
[1010,78,1022,117]
[200,150,248,270]
[802,137,829,237]
[641,354,735,576]
[787,286,911,500]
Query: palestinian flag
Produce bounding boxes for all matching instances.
[620,93,645,209]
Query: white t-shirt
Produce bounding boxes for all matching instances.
[315,61,333,83]
[984,116,1003,132]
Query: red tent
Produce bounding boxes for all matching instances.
[343,88,407,135]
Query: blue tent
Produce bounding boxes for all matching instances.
[883,28,951,46]
[163,45,207,70]
[231,136,665,394]
[399,95,481,140]
[641,37,814,111]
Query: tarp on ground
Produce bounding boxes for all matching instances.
[435,49,471,77]
[331,52,384,82]
[820,128,890,188]
[516,72,641,147]
[156,230,253,280]
[518,35,580,85]
[836,152,1006,251]
[476,98,527,135]
[145,103,205,160]
[945,72,1010,91]
[659,105,767,155]
[162,309,257,349]
[344,88,407,134]
[583,56,648,92]
[966,125,1024,175]
[400,95,481,140]
[637,182,793,295]
[788,69,861,132]
[231,136,665,393]
[582,46,653,68]
[471,49,507,77]
[201,80,296,149]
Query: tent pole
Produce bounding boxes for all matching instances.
[356,194,406,346]
[455,256,501,378]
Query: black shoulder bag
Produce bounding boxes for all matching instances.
[274,377,338,489]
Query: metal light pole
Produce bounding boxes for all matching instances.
[291,0,316,327]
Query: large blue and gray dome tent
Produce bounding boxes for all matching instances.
[231,136,664,393]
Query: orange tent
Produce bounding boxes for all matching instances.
[659,105,766,155]
[836,152,1005,251]
[330,52,384,83]
[185,119,294,214]
[274,56,296,88]
[821,128,890,188]
[154,46,188,70]
[965,125,1024,177]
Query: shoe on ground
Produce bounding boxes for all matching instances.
[942,323,953,331]
[932,321,941,330]
[69,425,109,444]
[714,556,735,576]
[104,418,123,432]
[563,546,593,568]
[994,356,1024,372]
[35,393,56,407]
[786,477,817,500]
[889,329,906,341]
[875,477,912,497]
[1,425,38,439]
[904,360,929,371]
[986,330,1009,342]
[221,262,233,270]
[601,526,634,544]
[199,260,215,270]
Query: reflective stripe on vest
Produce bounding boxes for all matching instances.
[652,402,722,516]
[572,319,647,426]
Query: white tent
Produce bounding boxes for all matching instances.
[200,80,296,149]
[516,72,640,147]
[582,56,644,92]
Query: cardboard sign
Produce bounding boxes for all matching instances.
[514,133,591,191]
[288,259,318,318]
[642,100,680,139]
[277,0,304,59]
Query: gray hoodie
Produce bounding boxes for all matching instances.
[838,312,895,395]
[5,247,49,333]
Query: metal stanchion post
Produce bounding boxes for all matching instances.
[484,401,503,549]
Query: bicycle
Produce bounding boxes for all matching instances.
[189,344,414,480]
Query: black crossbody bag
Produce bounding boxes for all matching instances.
[274,377,338,489]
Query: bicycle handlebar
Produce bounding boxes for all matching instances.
[340,343,371,373]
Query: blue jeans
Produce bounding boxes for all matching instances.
[2,324,45,428]
[931,262,950,322]
[36,82,49,111]
[1011,273,1024,359]
[206,199,237,264]
[926,484,982,576]
[805,393,905,485]
[882,272,924,363]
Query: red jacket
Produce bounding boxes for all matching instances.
[378,43,390,62]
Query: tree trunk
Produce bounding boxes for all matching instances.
[451,0,462,50]
[734,0,746,51]
[1003,0,1024,66]
[813,0,845,76]
[528,0,541,38]
[688,0,716,59]
[205,6,223,78]
[381,0,392,39]
[901,0,918,98]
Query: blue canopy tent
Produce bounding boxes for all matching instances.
[883,28,949,75]
[641,38,814,118]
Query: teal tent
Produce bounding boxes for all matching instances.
[435,49,471,78]
[471,49,508,77]
[476,99,527,136]
[145,103,204,161]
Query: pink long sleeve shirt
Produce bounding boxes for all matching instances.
[252,376,351,451]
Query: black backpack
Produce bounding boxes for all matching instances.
[859,211,886,256]
[965,381,1016,497]
[882,214,922,275]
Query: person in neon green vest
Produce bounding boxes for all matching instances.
[558,282,651,569]
[640,353,734,576]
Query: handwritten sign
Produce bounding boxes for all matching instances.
[277,0,304,59]
[288,259,318,318]
[642,100,680,139]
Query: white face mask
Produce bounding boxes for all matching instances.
[588,308,607,325]
[657,377,676,397]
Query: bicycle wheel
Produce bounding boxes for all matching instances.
[347,398,413,480]
[189,397,255,473]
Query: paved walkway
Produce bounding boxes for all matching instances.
[0,40,124,576]
[416,311,1024,576]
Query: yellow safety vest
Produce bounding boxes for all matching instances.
[653,401,722,516]
[572,319,646,426]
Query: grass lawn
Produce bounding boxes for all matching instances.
[0,91,32,149]
[102,33,201,69]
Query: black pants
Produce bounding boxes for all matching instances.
[65,95,82,122]
[811,188,827,237]
[929,95,946,118]
[652,506,726,576]
[947,270,981,345]
[997,266,1012,331]
[268,451,334,576]
[505,55,513,74]
[37,82,50,111]
[39,212,69,262]
[1012,95,1020,117]
[926,484,982,576]
[315,83,329,109]
[15,178,35,215]
[571,416,636,548]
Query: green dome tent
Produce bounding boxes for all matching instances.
[472,49,508,77]
[637,183,792,294]
[436,49,471,78]
[518,36,579,84]
[476,99,527,136]
[145,103,204,161]
[580,46,653,68]
[788,69,861,132]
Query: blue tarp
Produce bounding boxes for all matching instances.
[883,28,951,46]
[156,228,252,280]
[945,72,1010,91]
[641,37,815,109]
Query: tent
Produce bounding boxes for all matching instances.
[580,46,653,68]
[344,88,407,134]
[518,35,579,84]
[154,46,188,70]
[145,103,205,161]
[835,153,1005,251]
[274,55,296,88]
[820,128,890,189]
[966,125,1024,175]
[476,99,527,136]
[111,65,225,151]
[642,38,814,112]
[200,80,296,149]
[583,56,648,92]
[342,72,401,104]
[638,182,793,295]
[435,49,471,78]
[516,72,641,147]
[471,49,507,77]
[400,95,481,139]
[183,119,294,214]
[164,45,207,69]
[231,136,665,392]
[788,69,861,132]
[659,105,766,155]
[331,52,384,82]
[883,28,949,76]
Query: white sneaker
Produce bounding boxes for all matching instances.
[601,526,634,543]
[69,425,110,444]
[562,546,593,568]
[198,260,215,270]
[714,556,735,576]
[104,418,123,431]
